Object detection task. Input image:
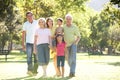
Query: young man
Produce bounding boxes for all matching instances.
[63,14,80,77]
[22,11,38,76]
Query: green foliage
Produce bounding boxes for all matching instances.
[0,0,22,50]
[110,0,120,7]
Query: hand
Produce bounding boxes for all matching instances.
[33,48,37,54]
[22,45,26,51]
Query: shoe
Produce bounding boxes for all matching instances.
[69,73,75,77]
[27,71,33,76]
[41,74,46,78]
[62,75,64,78]
[33,72,38,76]
[72,74,75,77]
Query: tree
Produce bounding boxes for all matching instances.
[0,0,22,50]
[110,0,120,7]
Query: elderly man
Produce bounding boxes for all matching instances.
[63,14,80,77]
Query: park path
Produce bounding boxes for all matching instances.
[0,59,120,80]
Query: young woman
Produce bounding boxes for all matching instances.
[55,34,66,77]
[34,18,51,77]
[46,17,59,76]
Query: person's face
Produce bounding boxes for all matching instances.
[26,13,33,22]
[39,19,45,28]
[47,19,53,27]
[57,20,62,26]
[66,16,72,26]
[57,36,63,43]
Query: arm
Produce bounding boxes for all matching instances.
[74,26,81,45]
[22,31,26,51]
[33,35,37,54]
[74,36,80,45]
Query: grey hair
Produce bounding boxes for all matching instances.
[38,18,46,22]
[65,14,73,19]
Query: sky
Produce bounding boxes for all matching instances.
[87,0,110,11]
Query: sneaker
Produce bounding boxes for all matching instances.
[27,71,33,76]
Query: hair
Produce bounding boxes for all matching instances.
[57,18,63,23]
[26,11,33,16]
[46,17,53,28]
[38,18,46,27]
[65,13,73,19]
[55,34,65,46]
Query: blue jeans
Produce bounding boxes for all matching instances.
[67,44,77,74]
[26,43,38,73]
[37,43,50,65]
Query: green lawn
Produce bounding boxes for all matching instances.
[1,51,120,80]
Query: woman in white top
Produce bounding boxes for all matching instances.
[34,18,51,77]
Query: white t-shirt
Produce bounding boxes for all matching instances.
[23,20,39,43]
[35,28,51,45]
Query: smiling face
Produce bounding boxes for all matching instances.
[57,19,62,26]
[26,13,33,23]
[47,19,53,28]
[38,18,46,28]
[66,16,72,26]
[57,35,63,43]
[46,17,53,28]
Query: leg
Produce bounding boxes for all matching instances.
[33,54,38,75]
[70,44,77,76]
[67,44,77,77]
[61,56,65,77]
[26,43,33,75]
[57,56,61,76]
[42,65,47,77]
[62,67,64,77]
[53,54,59,75]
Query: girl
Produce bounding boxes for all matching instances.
[55,34,66,77]
[34,18,51,77]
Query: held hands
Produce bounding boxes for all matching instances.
[33,49,37,54]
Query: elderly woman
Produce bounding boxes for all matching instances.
[34,18,52,77]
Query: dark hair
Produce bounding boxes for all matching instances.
[26,11,33,16]
[55,34,65,46]
[46,17,53,28]
[57,18,63,23]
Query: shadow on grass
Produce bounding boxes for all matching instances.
[6,76,71,80]
[95,62,120,66]
[0,61,26,63]
[107,62,120,66]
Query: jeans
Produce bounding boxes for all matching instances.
[37,43,50,65]
[26,43,38,73]
[67,44,77,74]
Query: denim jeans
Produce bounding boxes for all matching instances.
[67,44,77,74]
[37,43,50,65]
[26,43,38,73]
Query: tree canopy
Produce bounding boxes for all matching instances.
[0,0,120,53]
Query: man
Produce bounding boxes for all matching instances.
[63,14,80,77]
[22,11,38,76]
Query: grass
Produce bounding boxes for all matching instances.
[1,51,120,80]
[1,50,120,62]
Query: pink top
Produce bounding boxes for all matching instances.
[35,28,51,45]
[56,42,66,56]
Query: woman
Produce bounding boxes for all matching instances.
[34,18,51,77]
[46,17,59,76]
